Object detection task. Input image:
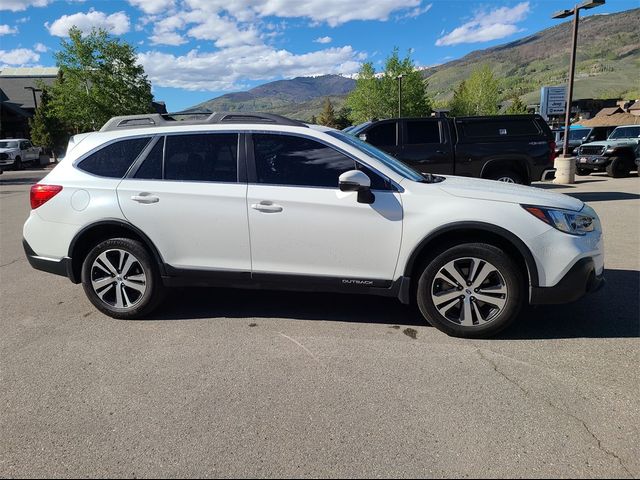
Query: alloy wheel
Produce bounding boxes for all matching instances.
[90,248,147,309]
[497,176,515,183]
[431,257,508,327]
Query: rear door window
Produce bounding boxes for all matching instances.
[134,138,163,180]
[164,133,238,182]
[78,137,151,178]
[365,122,398,147]
[405,120,441,144]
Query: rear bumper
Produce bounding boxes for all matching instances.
[540,168,556,181]
[530,257,604,305]
[23,239,76,282]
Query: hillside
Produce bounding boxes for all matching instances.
[188,75,354,119]
[423,8,640,105]
[186,8,639,121]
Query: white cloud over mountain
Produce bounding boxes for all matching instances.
[436,2,530,46]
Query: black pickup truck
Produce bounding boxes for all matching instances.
[348,114,556,184]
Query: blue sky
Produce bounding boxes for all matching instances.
[0,0,636,111]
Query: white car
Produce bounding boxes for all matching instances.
[23,113,605,338]
[0,138,41,169]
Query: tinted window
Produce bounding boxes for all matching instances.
[79,137,150,178]
[165,133,238,182]
[460,119,539,138]
[134,138,163,180]
[328,131,424,183]
[253,134,354,188]
[593,128,608,141]
[406,120,441,144]
[366,122,397,147]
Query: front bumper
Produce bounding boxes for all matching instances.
[575,155,609,171]
[530,257,604,305]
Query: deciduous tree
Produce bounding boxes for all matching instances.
[49,27,153,133]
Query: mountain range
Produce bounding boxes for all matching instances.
[187,8,639,121]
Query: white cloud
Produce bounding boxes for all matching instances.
[160,0,424,27]
[314,36,332,44]
[397,2,432,20]
[138,45,361,91]
[0,24,18,35]
[33,42,48,52]
[46,9,130,37]
[0,47,39,65]
[127,0,175,15]
[436,1,530,46]
[0,0,49,12]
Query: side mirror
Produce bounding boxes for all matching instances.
[339,170,374,204]
[358,133,367,141]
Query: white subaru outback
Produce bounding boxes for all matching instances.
[23,112,604,338]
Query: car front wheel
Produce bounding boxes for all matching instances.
[606,157,630,178]
[416,243,523,338]
[81,237,164,319]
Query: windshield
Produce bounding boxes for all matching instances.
[568,129,590,141]
[327,130,425,182]
[609,126,640,140]
[0,141,19,148]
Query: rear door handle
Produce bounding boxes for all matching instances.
[131,193,159,204]
[251,201,283,213]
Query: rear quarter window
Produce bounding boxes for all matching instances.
[78,137,150,178]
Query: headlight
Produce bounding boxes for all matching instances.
[522,205,595,236]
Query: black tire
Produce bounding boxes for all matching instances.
[606,156,630,178]
[576,167,591,176]
[14,157,22,171]
[416,243,524,338]
[486,169,524,184]
[81,237,164,319]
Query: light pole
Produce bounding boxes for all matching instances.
[551,0,605,184]
[397,74,403,117]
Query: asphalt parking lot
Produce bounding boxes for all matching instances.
[1,166,638,478]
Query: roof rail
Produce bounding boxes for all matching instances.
[99,111,308,132]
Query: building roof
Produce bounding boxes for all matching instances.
[595,106,624,117]
[0,67,59,77]
[579,112,640,127]
[628,101,640,111]
[0,68,58,110]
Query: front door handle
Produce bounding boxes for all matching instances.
[131,193,159,204]
[251,201,283,213]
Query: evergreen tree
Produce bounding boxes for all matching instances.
[318,97,338,128]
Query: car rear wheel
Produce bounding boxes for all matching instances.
[606,157,630,178]
[416,243,523,338]
[487,170,524,184]
[81,237,164,319]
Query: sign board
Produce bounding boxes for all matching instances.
[540,86,567,119]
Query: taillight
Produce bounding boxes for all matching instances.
[549,141,557,163]
[30,184,63,209]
